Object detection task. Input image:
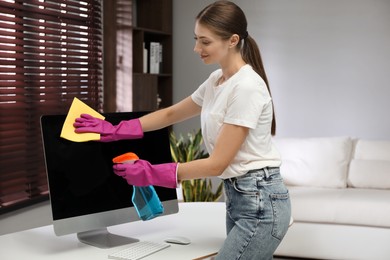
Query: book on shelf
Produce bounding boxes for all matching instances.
[143,42,148,73]
[158,43,163,74]
[149,42,162,74]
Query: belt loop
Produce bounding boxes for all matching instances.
[263,167,270,178]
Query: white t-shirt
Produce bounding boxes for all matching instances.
[191,64,281,179]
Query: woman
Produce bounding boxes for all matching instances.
[74,1,291,259]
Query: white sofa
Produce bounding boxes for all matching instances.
[273,137,390,260]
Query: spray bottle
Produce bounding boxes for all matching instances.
[113,152,164,221]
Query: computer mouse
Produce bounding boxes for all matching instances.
[164,236,191,245]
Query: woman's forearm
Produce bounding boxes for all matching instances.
[138,96,201,132]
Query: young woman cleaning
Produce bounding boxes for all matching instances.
[74,1,291,259]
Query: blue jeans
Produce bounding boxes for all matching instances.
[216,167,291,260]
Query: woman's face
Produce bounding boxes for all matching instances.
[193,21,230,65]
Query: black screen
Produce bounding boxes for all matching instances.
[41,112,176,220]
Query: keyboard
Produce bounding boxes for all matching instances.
[108,241,170,260]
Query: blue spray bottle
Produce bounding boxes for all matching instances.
[113,152,164,221]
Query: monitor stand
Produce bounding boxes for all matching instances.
[77,228,139,248]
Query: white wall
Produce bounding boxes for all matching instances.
[173,0,390,140]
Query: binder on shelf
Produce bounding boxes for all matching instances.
[149,42,162,74]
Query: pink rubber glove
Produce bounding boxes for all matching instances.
[73,114,143,142]
[113,159,178,189]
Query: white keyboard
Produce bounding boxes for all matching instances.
[108,241,170,260]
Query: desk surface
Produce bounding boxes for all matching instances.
[0,202,226,260]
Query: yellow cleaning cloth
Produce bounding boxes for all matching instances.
[60,97,105,142]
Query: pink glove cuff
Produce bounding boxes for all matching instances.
[150,162,178,189]
[174,163,180,188]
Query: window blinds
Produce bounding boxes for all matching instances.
[0,0,102,213]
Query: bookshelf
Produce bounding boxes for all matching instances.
[132,0,173,111]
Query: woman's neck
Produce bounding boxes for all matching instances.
[220,52,246,80]
[218,54,246,84]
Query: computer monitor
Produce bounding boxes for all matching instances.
[40,112,179,248]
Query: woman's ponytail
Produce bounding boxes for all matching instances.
[242,35,276,135]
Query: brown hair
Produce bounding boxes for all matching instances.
[196,0,276,135]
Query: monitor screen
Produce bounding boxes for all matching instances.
[40,112,179,248]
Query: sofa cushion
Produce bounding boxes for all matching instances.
[348,139,390,189]
[273,137,352,188]
[289,186,390,228]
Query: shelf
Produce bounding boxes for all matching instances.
[115,26,171,36]
[133,27,172,36]
[131,0,173,111]
[133,72,172,77]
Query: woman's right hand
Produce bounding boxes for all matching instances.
[74,114,144,142]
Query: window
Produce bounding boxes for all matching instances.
[0,0,102,213]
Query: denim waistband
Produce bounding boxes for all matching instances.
[227,167,280,182]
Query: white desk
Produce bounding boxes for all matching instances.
[0,202,226,260]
